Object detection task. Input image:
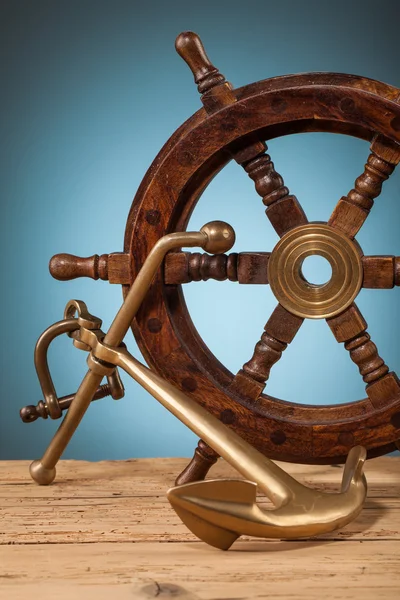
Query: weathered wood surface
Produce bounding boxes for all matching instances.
[0,458,399,599]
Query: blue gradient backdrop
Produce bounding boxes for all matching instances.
[1,0,399,460]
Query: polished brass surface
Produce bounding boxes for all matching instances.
[28,222,235,485]
[34,300,103,419]
[20,384,112,423]
[34,318,81,419]
[168,447,366,549]
[200,221,236,254]
[268,223,363,319]
[20,299,123,423]
[107,369,125,400]
[72,324,367,548]
[63,299,102,329]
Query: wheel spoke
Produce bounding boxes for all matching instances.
[362,255,400,288]
[239,148,308,237]
[328,135,400,239]
[230,303,304,401]
[176,31,308,238]
[326,303,400,408]
[164,252,271,284]
[174,439,219,486]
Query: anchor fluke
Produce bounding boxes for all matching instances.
[167,479,255,550]
[168,447,367,550]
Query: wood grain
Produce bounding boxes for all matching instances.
[174,440,219,486]
[232,304,304,398]
[0,458,399,599]
[328,135,400,238]
[164,251,270,284]
[362,256,396,289]
[176,31,308,237]
[49,252,131,284]
[327,303,400,408]
[124,68,400,467]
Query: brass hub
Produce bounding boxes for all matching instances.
[267,223,363,319]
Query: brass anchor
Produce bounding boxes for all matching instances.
[20,221,367,548]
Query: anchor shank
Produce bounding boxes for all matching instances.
[104,232,206,348]
[116,349,297,506]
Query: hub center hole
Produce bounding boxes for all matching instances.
[301,255,332,285]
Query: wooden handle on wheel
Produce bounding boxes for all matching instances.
[49,253,131,284]
[49,253,109,281]
[175,31,228,94]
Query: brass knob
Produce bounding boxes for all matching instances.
[200,221,236,254]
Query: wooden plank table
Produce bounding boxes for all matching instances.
[0,457,399,599]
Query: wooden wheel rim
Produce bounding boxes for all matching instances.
[124,73,400,463]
